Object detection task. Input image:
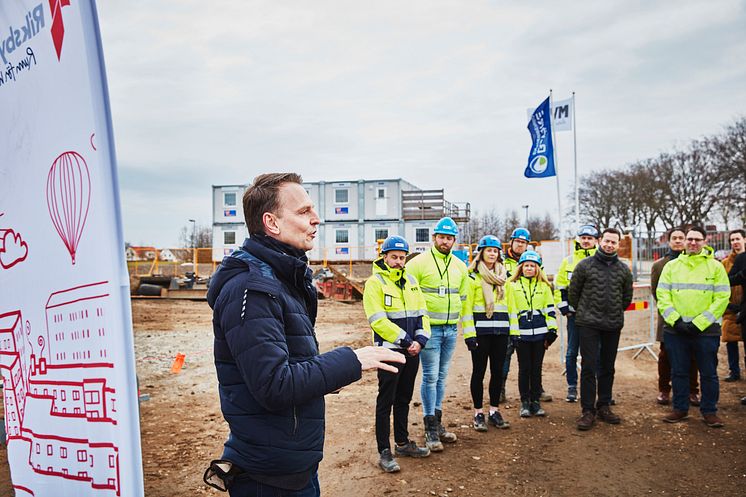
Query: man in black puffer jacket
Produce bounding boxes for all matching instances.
[206,173,404,496]
[568,227,633,431]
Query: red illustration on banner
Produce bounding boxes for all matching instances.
[46,151,91,265]
[49,0,72,61]
[0,229,29,269]
[0,281,122,495]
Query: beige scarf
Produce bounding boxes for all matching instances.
[476,261,507,318]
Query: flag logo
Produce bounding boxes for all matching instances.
[528,155,548,175]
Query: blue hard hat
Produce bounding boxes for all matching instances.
[577,224,599,238]
[510,228,531,242]
[518,250,542,266]
[381,235,409,254]
[478,235,502,250]
[434,217,459,237]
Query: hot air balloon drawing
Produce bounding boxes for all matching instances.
[46,151,91,265]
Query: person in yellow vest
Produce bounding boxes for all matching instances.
[507,250,558,418]
[554,224,598,402]
[657,226,731,428]
[501,228,553,402]
[405,217,469,452]
[461,235,515,431]
[363,236,431,473]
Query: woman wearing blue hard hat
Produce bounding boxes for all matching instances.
[461,235,516,431]
[506,250,558,418]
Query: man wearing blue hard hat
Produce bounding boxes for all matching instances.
[364,236,432,473]
[554,224,599,402]
[405,217,469,452]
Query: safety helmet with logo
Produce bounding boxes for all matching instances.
[577,224,599,238]
[381,235,409,254]
[433,217,459,237]
[518,250,542,266]
[477,235,502,251]
[510,228,531,242]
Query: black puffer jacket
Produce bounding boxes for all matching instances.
[208,235,362,486]
[568,250,633,332]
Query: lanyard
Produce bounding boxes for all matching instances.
[431,250,451,283]
[519,277,539,311]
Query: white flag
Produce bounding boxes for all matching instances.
[526,97,573,132]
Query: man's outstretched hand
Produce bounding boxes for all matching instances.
[354,346,405,373]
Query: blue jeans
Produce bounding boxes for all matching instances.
[229,472,320,497]
[420,324,457,416]
[725,341,745,377]
[665,333,719,415]
[565,315,580,387]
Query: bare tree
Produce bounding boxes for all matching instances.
[658,141,726,226]
[178,223,213,248]
[578,169,619,228]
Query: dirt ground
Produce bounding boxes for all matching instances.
[2,298,745,496]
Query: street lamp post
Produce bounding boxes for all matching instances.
[521,205,529,227]
[188,219,196,248]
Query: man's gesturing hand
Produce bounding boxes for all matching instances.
[354,346,405,373]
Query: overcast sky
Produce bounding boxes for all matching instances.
[97,0,746,247]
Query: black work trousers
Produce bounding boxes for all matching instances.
[376,351,420,453]
[470,334,509,409]
[579,326,621,413]
[515,339,546,402]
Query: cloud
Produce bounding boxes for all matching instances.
[0,230,29,269]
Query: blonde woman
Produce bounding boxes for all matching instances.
[507,250,558,418]
[462,236,516,431]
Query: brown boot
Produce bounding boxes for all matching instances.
[663,410,689,423]
[576,411,595,431]
[656,391,670,405]
[597,405,621,424]
[702,413,723,428]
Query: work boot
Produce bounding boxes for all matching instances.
[394,440,430,458]
[488,410,510,429]
[662,410,689,423]
[566,386,578,403]
[473,413,488,432]
[689,394,700,407]
[378,449,400,473]
[702,413,724,428]
[539,390,553,402]
[435,409,457,443]
[423,415,443,452]
[723,373,741,382]
[596,405,620,424]
[530,401,546,417]
[576,410,595,431]
[519,401,531,418]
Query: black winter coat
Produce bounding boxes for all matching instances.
[568,250,633,332]
[207,236,362,486]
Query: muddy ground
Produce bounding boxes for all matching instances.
[2,298,745,496]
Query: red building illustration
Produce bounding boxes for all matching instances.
[1,281,123,495]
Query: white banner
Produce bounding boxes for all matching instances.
[526,97,573,132]
[0,1,144,496]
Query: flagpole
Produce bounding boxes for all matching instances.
[572,91,579,229]
[550,89,566,259]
